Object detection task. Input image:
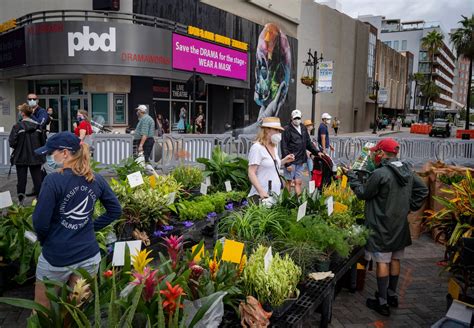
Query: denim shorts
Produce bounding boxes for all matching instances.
[364,249,405,264]
[283,164,306,181]
[36,252,101,282]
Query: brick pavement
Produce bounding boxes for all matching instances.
[328,234,449,328]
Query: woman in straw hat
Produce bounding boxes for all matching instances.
[248,117,295,202]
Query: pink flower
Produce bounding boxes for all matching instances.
[131,267,162,302]
[162,235,184,269]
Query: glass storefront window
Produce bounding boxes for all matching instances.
[36,80,60,95]
[113,94,126,124]
[69,79,84,95]
[92,94,109,124]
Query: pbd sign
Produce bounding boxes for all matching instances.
[378,88,388,104]
[68,26,116,57]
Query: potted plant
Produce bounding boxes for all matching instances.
[300,76,314,87]
[242,245,301,317]
[171,165,204,195]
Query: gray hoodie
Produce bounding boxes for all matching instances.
[348,158,429,253]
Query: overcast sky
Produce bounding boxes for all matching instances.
[334,0,472,32]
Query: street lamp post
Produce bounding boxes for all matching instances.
[372,80,380,134]
[305,49,324,134]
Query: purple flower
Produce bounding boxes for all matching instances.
[182,221,194,228]
[163,225,174,231]
[107,245,113,254]
[225,203,234,211]
[207,212,217,219]
[153,230,165,237]
[241,200,249,206]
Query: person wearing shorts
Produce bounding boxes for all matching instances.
[346,138,428,317]
[281,109,321,195]
[33,132,122,308]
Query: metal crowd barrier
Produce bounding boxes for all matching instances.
[0,132,472,172]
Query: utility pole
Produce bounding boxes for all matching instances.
[306,49,324,135]
[372,80,380,134]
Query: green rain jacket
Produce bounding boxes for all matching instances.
[347,158,429,253]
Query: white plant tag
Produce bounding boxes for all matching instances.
[225,180,232,192]
[297,201,308,222]
[326,196,334,216]
[308,180,315,194]
[200,183,208,195]
[24,231,38,243]
[0,191,13,209]
[264,246,273,273]
[127,171,144,188]
[167,192,176,205]
[112,240,142,267]
[205,176,211,186]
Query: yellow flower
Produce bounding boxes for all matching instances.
[70,278,91,307]
[132,249,153,274]
[238,254,247,275]
[208,259,220,280]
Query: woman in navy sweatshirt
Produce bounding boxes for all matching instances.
[33,131,122,309]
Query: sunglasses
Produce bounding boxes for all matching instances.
[28,98,37,101]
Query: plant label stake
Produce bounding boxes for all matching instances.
[0,191,13,209]
[341,175,348,188]
[222,239,245,263]
[167,192,176,205]
[205,176,211,186]
[308,180,316,194]
[112,240,142,267]
[326,196,334,216]
[264,247,273,273]
[225,180,232,192]
[200,182,208,195]
[297,201,308,222]
[127,171,144,188]
[24,231,37,243]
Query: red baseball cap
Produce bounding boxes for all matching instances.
[370,138,400,154]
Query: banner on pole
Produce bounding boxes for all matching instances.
[317,61,334,93]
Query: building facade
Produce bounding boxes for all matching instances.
[0,0,299,134]
[452,56,471,110]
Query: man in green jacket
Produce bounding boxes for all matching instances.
[346,138,428,317]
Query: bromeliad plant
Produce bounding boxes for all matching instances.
[197,147,250,193]
[425,170,474,269]
[111,175,181,233]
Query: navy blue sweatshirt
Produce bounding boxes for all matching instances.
[33,169,122,267]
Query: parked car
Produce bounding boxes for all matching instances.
[429,119,451,138]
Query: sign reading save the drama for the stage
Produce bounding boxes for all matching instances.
[172,33,248,81]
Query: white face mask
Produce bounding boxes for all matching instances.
[292,119,301,126]
[326,119,331,125]
[28,99,37,107]
[271,133,282,144]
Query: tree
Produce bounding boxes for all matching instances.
[421,30,444,120]
[450,15,474,130]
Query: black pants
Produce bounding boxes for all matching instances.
[133,137,155,162]
[16,164,43,198]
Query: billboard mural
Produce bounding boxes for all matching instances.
[172,33,248,81]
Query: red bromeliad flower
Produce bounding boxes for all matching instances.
[103,270,113,278]
[160,281,186,315]
[131,267,163,302]
[162,235,184,269]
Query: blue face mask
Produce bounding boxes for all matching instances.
[46,155,63,170]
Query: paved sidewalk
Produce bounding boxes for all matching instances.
[328,234,448,328]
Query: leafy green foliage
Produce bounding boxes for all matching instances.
[171,166,204,191]
[197,147,250,193]
[242,245,301,307]
[113,156,147,181]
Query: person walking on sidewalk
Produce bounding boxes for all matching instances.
[27,93,49,131]
[73,110,93,144]
[281,110,321,195]
[33,132,121,309]
[318,113,334,153]
[9,103,46,204]
[332,117,340,136]
[134,105,155,162]
[345,138,428,317]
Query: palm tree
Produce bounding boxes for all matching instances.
[421,30,444,120]
[450,15,474,130]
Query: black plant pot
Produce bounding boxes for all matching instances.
[263,296,298,318]
[316,258,331,272]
